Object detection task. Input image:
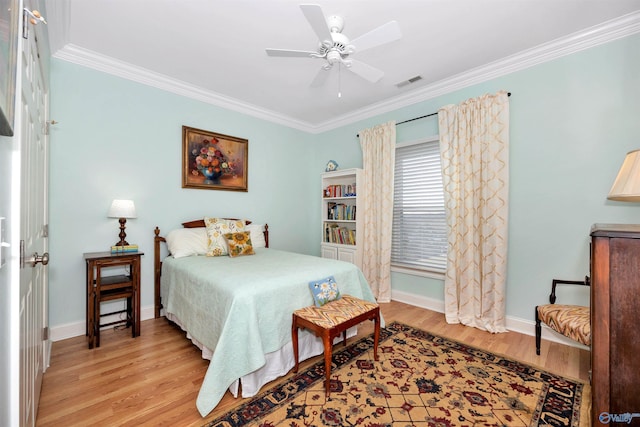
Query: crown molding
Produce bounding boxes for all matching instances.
[52,11,640,134]
[312,10,640,133]
[52,44,314,132]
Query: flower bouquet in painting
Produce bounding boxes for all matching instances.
[192,139,235,183]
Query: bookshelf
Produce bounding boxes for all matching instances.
[321,168,363,268]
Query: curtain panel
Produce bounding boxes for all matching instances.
[438,91,510,333]
[358,121,396,302]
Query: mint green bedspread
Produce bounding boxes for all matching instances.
[160,248,377,416]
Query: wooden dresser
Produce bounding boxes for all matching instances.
[590,224,640,425]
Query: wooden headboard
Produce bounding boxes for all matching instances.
[153,219,269,318]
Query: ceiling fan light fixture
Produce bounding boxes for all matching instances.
[326,50,342,64]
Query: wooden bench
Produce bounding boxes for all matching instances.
[292,295,380,396]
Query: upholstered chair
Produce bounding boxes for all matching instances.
[535,277,591,355]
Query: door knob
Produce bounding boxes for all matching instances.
[29,252,49,267]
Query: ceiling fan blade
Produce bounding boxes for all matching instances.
[300,4,332,43]
[265,48,317,58]
[350,21,402,53]
[348,59,384,83]
[310,66,331,87]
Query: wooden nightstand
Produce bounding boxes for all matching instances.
[84,251,144,349]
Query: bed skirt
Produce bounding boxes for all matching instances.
[165,312,357,398]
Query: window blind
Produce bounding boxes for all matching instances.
[392,140,447,272]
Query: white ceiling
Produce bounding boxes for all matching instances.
[46,0,640,133]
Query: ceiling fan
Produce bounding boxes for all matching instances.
[265,4,402,88]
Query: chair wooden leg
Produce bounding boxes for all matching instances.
[535,306,541,355]
[373,311,380,361]
[322,331,332,396]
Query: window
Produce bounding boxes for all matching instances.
[391,137,447,273]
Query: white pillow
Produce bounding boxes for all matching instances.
[165,228,208,258]
[246,223,266,248]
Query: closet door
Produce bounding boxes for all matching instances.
[18,3,50,425]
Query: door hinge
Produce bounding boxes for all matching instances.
[22,10,29,39]
[22,8,47,40]
[44,120,58,135]
[43,224,48,237]
[43,327,49,341]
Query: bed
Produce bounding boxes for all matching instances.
[153,218,378,417]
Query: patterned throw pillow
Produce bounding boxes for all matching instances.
[224,232,255,257]
[204,217,245,256]
[308,276,341,307]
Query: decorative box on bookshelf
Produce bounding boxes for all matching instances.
[321,168,364,269]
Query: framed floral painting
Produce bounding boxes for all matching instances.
[182,126,248,191]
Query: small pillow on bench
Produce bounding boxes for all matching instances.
[308,275,341,307]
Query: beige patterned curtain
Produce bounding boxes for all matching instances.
[437,91,509,333]
[359,121,396,302]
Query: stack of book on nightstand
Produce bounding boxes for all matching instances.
[110,244,139,254]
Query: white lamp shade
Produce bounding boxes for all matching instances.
[608,149,640,202]
[108,199,137,218]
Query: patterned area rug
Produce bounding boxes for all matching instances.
[205,322,588,427]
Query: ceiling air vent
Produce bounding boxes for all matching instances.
[396,75,423,88]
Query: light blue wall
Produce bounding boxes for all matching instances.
[49,60,318,327]
[312,33,640,316]
[49,33,640,331]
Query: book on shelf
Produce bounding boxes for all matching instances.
[111,244,139,254]
[323,223,356,245]
[323,183,357,198]
[327,203,356,220]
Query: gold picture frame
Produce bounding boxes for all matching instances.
[182,126,248,191]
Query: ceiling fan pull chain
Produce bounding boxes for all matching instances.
[338,63,342,98]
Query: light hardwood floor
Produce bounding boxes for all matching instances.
[36,301,591,426]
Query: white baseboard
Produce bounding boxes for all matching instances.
[51,292,589,353]
[50,305,156,342]
[390,289,589,351]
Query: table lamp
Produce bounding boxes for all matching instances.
[608,149,640,201]
[108,199,137,246]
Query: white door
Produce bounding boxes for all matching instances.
[18,5,49,426]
